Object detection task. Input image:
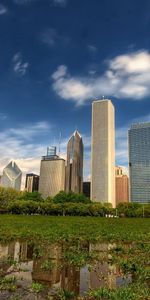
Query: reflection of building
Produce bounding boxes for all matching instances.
[115,167,129,206]
[91,100,115,207]
[66,131,83,193]
[25,173,39,192]
[1,161,22,190]
[39,147,65,199]
[129,123,150,204]
[83,182,91,198]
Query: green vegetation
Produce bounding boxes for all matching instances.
[0,216,150,299]
[0,187,150,217]
[0,215,149,243]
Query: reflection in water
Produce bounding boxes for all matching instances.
[0,240,132,298]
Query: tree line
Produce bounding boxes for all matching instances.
[0,187,149,217]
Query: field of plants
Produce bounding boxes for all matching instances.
[0,215,150,299]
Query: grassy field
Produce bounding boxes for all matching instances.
[0,215,150,243]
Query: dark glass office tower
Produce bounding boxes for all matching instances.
[65,130,83,193]
[128,122,150,204]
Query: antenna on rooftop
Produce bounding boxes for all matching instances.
[58,131,62,156]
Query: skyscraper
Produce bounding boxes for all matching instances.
[115,166,129,206]
[91,100,115,207]
[39,147,65,199]
[128,122,150,204]
[65,130,83,193]
[25,173,39,192]
[1,161,22,191]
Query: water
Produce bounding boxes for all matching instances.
[0,240,132,299]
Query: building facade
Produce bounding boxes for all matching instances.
[83,182,91,198]
[25,173,39,192]
[128,122,150,204]
[39,148,65,199]
[65,130,83,193]
[115,166,129,206]
[91,100,115,207]
[1,161,22,191]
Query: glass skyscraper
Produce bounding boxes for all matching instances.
[128,122,150,204]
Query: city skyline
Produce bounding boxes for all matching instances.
[0,0,150,186]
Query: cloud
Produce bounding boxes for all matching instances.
[40,28,69,47]
[40,28,58,47]
[13,0,37,4]
[87,45,98,54]
[0,4,8,15]
[12,52,29,76]
[52,50,150,105]
[0,113,7,120]
[49,0,67,7]
[0,121,51,189]
[13,0,67,6]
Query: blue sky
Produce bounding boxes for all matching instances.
[0,0,150,186]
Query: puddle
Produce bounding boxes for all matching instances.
[0,240,133,299]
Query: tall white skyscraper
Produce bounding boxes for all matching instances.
[1,161,22,191]
[91,99,115,207]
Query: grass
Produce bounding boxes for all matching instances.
[0,215,149,243]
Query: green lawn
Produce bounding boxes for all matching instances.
[0,215,149,243]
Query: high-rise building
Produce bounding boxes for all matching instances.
[25,173,39,192]
[39,147,65,199]
[83,182,91,198]
[128,122,150,204]
[115,166,129,206]
[91,100,115,207]
[1,161,22,190]
[65,130,83,193]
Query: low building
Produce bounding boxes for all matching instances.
[25,173,39,192]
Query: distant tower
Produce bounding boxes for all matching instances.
[1,161,22,190]
[25,173,39,192]
[91,99,115,207]
[39,147,65,199]
[129,122,150,204]
[115,166,129,206]
[65,130,83,193]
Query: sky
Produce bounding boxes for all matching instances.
[0,0,150,187]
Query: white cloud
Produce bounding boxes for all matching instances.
[13,0,37,4]
[49,0,67,7]
[13,0,67,6]
[0,113,7,120]
[40,28,57,47]
[87,45,98,54]
[40,28,69,48]
[52,50,150,105]
[0,122,51,189]
[0,4,8,15]
[12,52,29,76]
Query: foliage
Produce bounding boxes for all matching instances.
[117,202,150,217]
[18,191,43,202]
[52,191,91,204]
[0,215,149,244]
[0,276,17,292]
[0,187,20,208]
[30,282,44,293]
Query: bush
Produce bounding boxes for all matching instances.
[0,187,20,208]
[52,191,91,204]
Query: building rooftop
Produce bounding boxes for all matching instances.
[130,122,150,129]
